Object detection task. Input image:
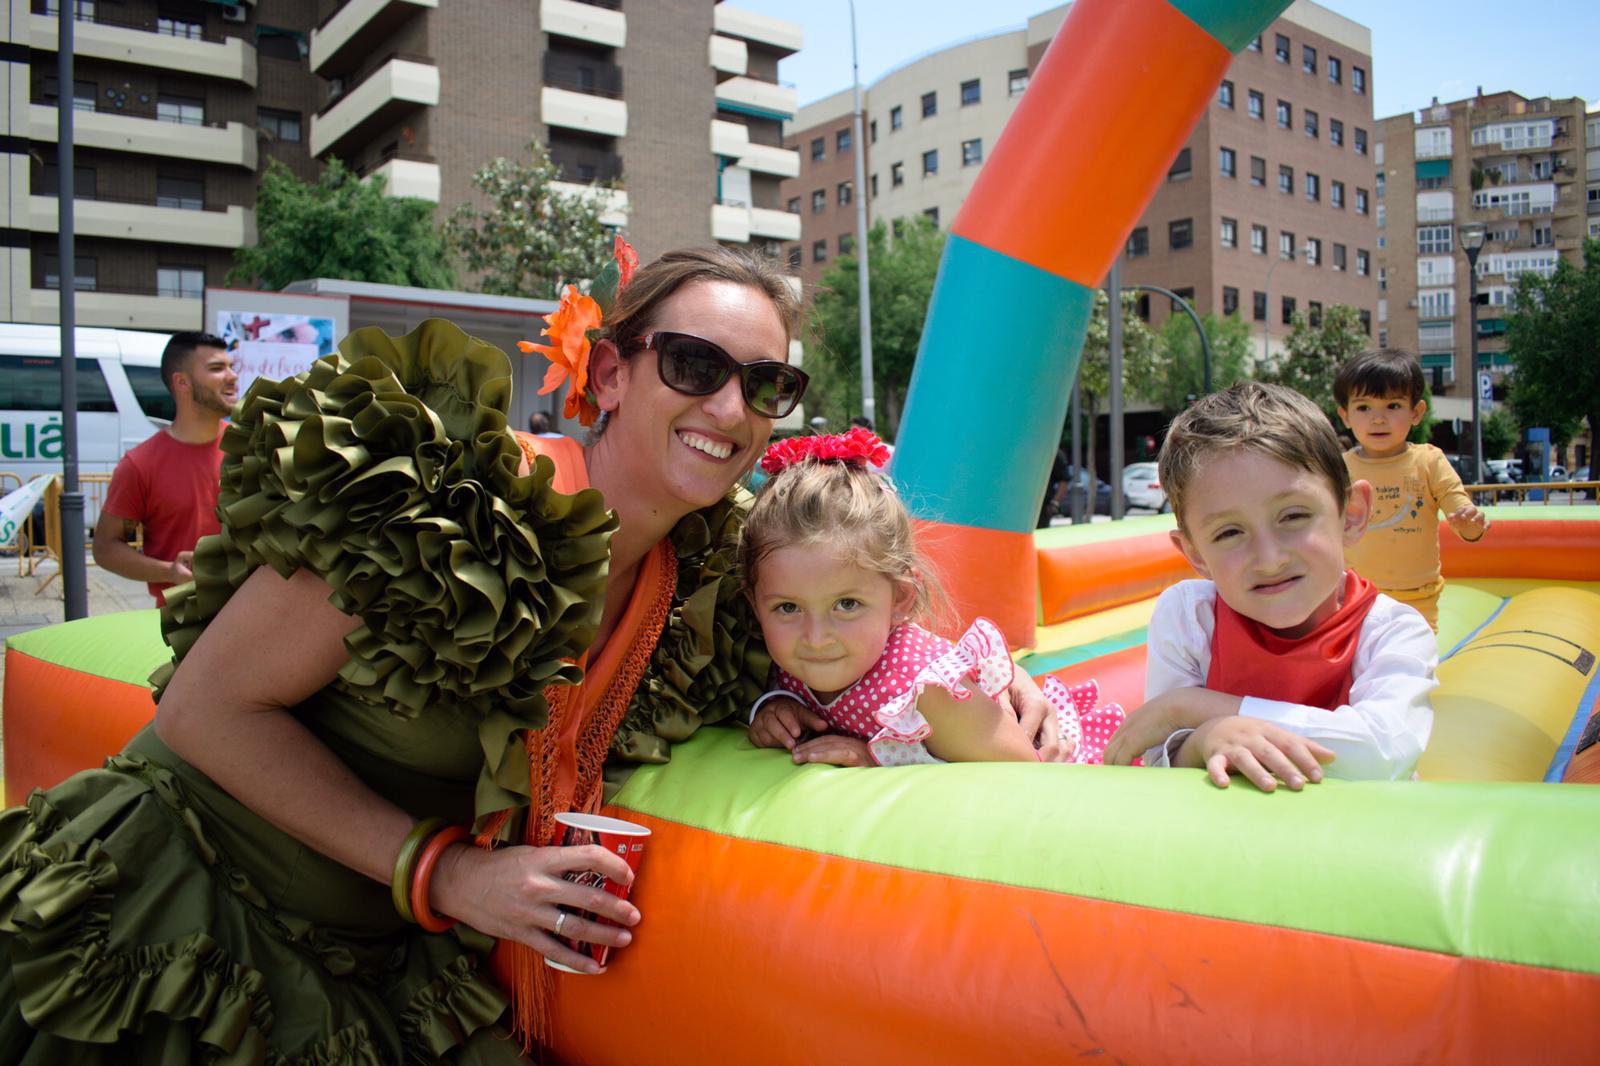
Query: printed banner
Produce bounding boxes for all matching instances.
[0,475,52,549]
[216,311,337,399]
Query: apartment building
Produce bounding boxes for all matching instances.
[1377,91,1593,425]
[3,0,801,332]
[780,1,1377,354]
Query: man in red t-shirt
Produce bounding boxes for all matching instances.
[93,331,238,605]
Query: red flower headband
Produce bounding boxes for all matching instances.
[760,426,890,476]
[517,234,639,427]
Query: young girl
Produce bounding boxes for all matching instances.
[741,428,1124,767]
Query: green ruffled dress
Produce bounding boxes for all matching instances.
[0,320,768,1063]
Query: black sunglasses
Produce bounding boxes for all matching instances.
[632,331,809,419]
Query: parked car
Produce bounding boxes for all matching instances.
[1121,462,1168,512]
[1483,460,1518,485]
[1571,466,1592,500]
[1051,468,1111,518]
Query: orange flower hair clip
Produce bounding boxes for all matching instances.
[518,234,639,427]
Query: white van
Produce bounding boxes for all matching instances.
[0,323,173,523]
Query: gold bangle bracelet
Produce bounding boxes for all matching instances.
[391,817,447,924]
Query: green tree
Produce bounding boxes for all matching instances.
[1257,303,1368,421]
[1150,310,1254,415]
[443,141,615,299]
[228,159,455,290]
[1481,406,1520,460]
[1505,238,1600,459]
[807,217,945,437]
[1074,288,1160,480]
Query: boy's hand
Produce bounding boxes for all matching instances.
[1103,688,1242,766]
[1175,717,1335,791]
[1448,504,1490,540]
[750,698,829,751]
[791,734,874,767]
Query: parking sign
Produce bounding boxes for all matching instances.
[1479,371,1494,412]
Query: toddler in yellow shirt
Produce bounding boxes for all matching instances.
[1335,349,1490,629]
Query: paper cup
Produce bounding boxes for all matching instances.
[545,812,650,974]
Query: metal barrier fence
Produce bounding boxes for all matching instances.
[1466,481,1599,505]
[0,473,119,588]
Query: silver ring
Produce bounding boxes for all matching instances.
[554,911,568,937]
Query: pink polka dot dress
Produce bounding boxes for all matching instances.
[770,618,1125,765]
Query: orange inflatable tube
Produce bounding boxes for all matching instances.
[1036,531,1189,625]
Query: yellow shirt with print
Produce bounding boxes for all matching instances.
[1344,442,1473,591]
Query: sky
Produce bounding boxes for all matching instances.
[734,0,1600,119]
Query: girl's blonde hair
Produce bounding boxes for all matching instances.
[740,458,944,627]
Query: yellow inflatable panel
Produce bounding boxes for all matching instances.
[1421,587,1600,782]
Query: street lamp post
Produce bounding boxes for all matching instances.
[1458,222,1487,481]
[1129,283,1211,394]
[847,0,875,429]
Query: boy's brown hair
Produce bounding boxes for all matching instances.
[1334,348,1426,408]
[1160,383,1350,527]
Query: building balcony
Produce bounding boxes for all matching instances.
[712,5,802,57]
[369,156,441,201]
[543,53,623,98]
[311,0,437,78]
[711,202,750,243]
[550,147,623,185]
[740,141,799,178]
[540,0,626,48]
[29,287,200,331]
[30,103,256,169]
[714,75,797,122]
[1416,145,1452,160]
[541,87,626,138]
[1417,206,1454,223]
[30,195,255,248]
[1417,332,1456,352]
[310,55,439,158]
[551,181,629,227]
[711,118,749,159]
[710,33,748,75]
[31,11,257,86]
[749,206,801,241]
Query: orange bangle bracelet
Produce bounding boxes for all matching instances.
[410,824,470,934]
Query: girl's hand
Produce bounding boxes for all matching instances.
[430,841,641,975]
[999,672,1065,761]
[791,734,874,767]
[750,697,829,751]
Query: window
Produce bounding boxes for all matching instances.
[1333,243,1347,271]
[1418,225,1452,254]
[1277,99,1291,128]
[1302,45,1317,75]
[787,245,802,270]
[961,79,981,106]
[1306,237,1321,265]
[156,174,204,210]
[0,354,114,414]
[1127,226,1149,258]
[1379,328,1388,347]
[1169,218,1193,250]
[891,162,904,186]
[961,138,983,166]
[812,240,828,263]
[837,128,852,153]
[839,234,854,255]
[1253,291,1267,321]
[1275,33,1290,63]
[1330,180,1345,208]
[39,163,94,198]
[921,149,938,175]
[811,189,826,213]
[787,196,800,214]
[1220,217,1238,248]
[1533,224,1553,247]
[1008,68,1029,96]
[1280,230,1296,259]
[1309,301,1323,327]
[811,137,825,161]
[1353,66,1367,94]
[1251,224,1267,254]
[1248,156,1266,187]
[1279,164,1293,194]
[1304,110,1318,139]
[41,76,96,112]
[1359,309,1372,336]
[1418,288,1454,321]
[157,94,204,125]
[837,181,852,206]
[1248,34,1262,52]
[1219,147,1236,178]
[1218,80,1234,109]
[258,108,302,143]
[1305,172,1320,202]
[1354,127,1368,155]
[1168,147,1192,180]
[1282,296,1297,324]
[890,105,903,131]
[870,174,878,198]
[1328,56,1342,85]
[1248,90,1263,120]
[1356,187,1369,215]
[39,255,97,292]
[923,206,940,225]
[1329,119,1343,147]
[1222,287,1240,317]
[157,265,204,299]
[157,16,203,39]
[921,91,937,118]
[869,119,877,143]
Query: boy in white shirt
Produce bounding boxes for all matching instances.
[1102,383,1437,789]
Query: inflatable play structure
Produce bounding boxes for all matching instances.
[4,0,1598,1061]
